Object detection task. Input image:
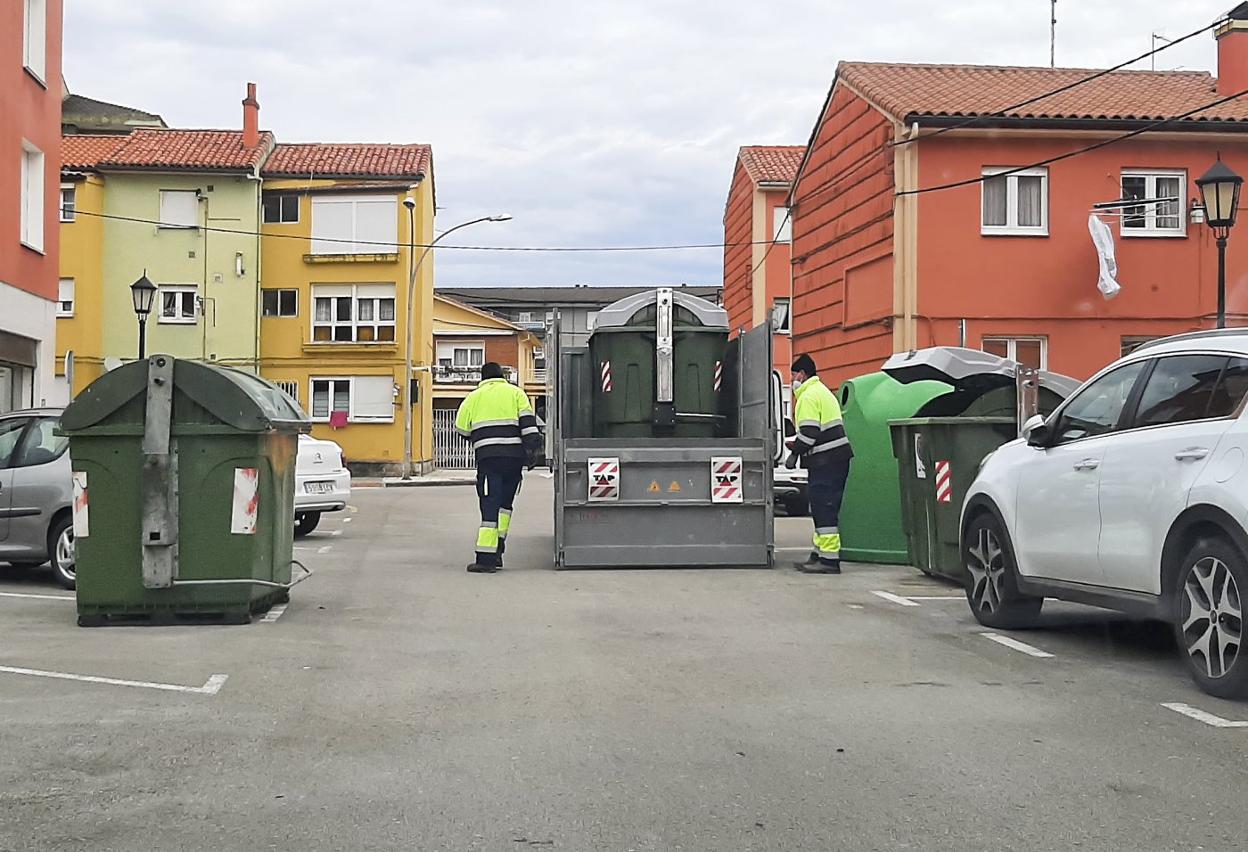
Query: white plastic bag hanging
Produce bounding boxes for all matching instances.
[1088,214,1122,300]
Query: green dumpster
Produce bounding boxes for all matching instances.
[60,355,310,626]
[589,288,729,439]
[837,372,950,564]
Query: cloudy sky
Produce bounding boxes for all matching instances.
[65,0,1234,287]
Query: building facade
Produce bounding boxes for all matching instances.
[790,13,1248,386]
[1,0,63,410]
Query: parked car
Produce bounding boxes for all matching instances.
[0,409,74,589]
[774,418,809,516]
[295,433,351,536]
[962,328,1248,698]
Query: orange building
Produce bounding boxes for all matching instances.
[722,146,802,403]
[791,12,1248,387]
[0,0,62,409]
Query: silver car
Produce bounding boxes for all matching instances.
[0,409,74,589]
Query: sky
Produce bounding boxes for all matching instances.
[64,0,1236,287]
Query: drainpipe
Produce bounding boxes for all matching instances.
[247,169,263,373]
[200,191,210,360]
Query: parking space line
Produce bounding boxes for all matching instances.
[0,665,228,696]
[317,545,333,554]
[260,604,287,623]
[907,595,965,601]
[343,517,353,523]
[0,591,74,601]
[329,530,343,537]
[1162,702,1248,728]
[871,590,920,607]
[980,632,1055,658]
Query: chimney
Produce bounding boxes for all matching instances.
[1216,4,1248,96]
[242,82,260,147]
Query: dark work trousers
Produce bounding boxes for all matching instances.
[807,458,851,565]
[474,456,525,567]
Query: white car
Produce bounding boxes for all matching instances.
[295,434,351,537]
[962,329,1248,699]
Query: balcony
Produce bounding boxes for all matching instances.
[435,365,517,384]
[530,369,547,385]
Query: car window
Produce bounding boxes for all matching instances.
[1053,361,1147,444]
[1133,355,1229,428]
[12,418,69,468]
[1208,356,1248,418]
[0,418,30,468]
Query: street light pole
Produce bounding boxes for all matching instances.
[401,208,512,479]
[129,273,157,360]
[1218,234,1229,330]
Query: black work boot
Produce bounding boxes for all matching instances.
[797,558,842,575]
[792,551,821,571]
[467,562,498,574]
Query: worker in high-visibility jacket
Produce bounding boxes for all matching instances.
[784,353,854,574]
[455,362,544,574]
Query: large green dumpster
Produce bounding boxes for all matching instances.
[837,372,950,564]
[589,288,729,439]
[60,355,310,626]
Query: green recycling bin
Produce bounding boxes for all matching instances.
[61,355,310,626]
[837,372,950,564]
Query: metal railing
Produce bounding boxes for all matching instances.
[434,365,517,384]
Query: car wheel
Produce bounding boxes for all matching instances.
[48,515,75,591]
[963,512,1042,629]
[294,512,321,538]
[1174,537,1247,700]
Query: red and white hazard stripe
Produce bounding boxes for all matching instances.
[935,460,952,504]
[600,360,613,393]
[714,360,722,392]
[711,456,743,503]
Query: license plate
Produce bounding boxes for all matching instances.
[305,482,333,494]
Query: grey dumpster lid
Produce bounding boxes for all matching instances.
[61,356,310,433]
[593,288,728,330]
[882,347,1080,398]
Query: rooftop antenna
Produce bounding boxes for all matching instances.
[1151,33,1173,70]
[1050,0,1057,67]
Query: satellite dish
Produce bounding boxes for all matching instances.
[103,357,123,372]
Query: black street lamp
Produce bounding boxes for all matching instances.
[1195,157,1244,329]
[130,273,157,359]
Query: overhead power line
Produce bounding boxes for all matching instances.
[889,16,1223,149]
[897,86,1248,198]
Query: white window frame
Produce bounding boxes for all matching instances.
[262,192,300,224]
[262,288,299,318]
[980,167,1049,236]
[311,284,397,344]
[20,142,44,253]
[158,190,200,229]
[436,342,486,368]
[773,206,792,242]
[60,184,76,223]
[23,0,47,83]
[308,376,394,423]
[1119,169,1187,238]
[982,336,1048,370]
[310,194,398,255]
[157,285,199,325]
[57,279,74,318]
[518,311,534,324]
[771,297,792,335]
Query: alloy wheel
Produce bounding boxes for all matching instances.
[967,526,1006,613]
[1181,556,1242,680]
[55,526,75,579]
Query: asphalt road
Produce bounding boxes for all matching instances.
[1,476,1246,851]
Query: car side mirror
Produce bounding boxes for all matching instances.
[1022,414,1050,447]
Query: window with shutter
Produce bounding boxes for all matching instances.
[311,195,398,254]
[158,190,199,229]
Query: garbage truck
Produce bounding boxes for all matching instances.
[547,287,782,568]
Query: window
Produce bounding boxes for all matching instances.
[310,376,393,422]
[1053,361,1147,444]
[312,284,396,342]
[262,192,299,224]
[774,206,792,242]
[158,190,199,229]
[311,194,397,255]
[1134,355,1239,428]
[60,184,76,222]
[982,337,1047,370]
[981,167,1048,235]
[274,380,299,402]
[0,418,31,467]
[158,286,198,324]
[1211,358,1248,418]
[772,298,792,334]
[262,289,299,318]
[1120,170,1185,237]
[436,343,486,368]
[13,418,68,468]
[57,279,74,317]
[518,311,534,324]
[1121,336,1160,357]
[23,0,46,82]
[20,144,44,252]
[586,311,600,332]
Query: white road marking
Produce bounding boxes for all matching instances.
[846,604,865,610]
[329,530,343,537]
[871,590,920,607]
[907,595,966,601]
[0,591,74,601]
[343,517,353,524]
[260,604,287,623]
[347,504,359,513]
[979,632,1054,658]
[294,546,314,552]
[0,665,228,695]
[317,545,333,554]
[1162,702,1248,728]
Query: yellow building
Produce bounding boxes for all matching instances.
[431,294,544,469]
[258,143,435,476]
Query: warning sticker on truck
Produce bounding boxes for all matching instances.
[588,458,620,502]
[711,457,743,503]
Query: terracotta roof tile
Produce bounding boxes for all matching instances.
[99,128,275,171]
[262,143,432,179]
[738,146,805,184]
[61,134,127,171]
[838,61,1248,124]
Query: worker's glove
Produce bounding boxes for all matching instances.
[784,451,799,470]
